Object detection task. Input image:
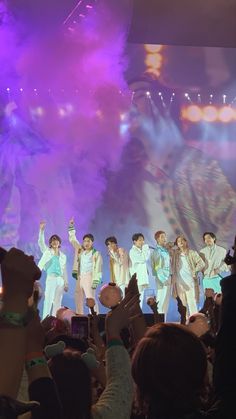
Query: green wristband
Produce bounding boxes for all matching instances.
[107,338,123,348]
[0,312,26,327]
[26,357,47,370]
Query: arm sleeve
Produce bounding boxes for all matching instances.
[194,252,205,273]
[218,248,229,272]
[130,245,150,265]
[92,345,133,419]
[68,226,81,249]
[38,230,47,254]
[63,260,68,286]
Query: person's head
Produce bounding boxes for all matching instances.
[132,323,207,417]
[132,233,145,248]
[154,231,166,246]
[105,236,118,252]
[49,350,91,419]
[175,235,188,251]
[49,234,61,249]
[83,234,94,251]
[203,232,216,246]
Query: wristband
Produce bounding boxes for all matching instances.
[0,312,27,327]
[26,356,47,370]
[26,351,44,361]
[107,338,123,348]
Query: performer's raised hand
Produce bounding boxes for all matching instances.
[69,217,74,226]
[39,221,46,231]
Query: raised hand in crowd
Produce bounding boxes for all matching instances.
[0,248,41,398]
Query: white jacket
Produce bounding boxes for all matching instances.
[200,244,230,277]
[38,230,68,286]
[109,248,130,287]
[129,244,150,286]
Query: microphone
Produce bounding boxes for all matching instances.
[149,246,156,250]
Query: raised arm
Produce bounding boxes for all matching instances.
[193,251,205,273]
[217,247,229,273]
[0,248,40,398]
[38,221,47,253]
[68,218,81,250]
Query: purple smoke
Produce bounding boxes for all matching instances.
[0,0,130,251]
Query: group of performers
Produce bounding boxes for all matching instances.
[38,220,230,320]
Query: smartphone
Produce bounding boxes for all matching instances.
[71,316,89,339]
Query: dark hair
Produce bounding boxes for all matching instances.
[49,334,89,353]
[175,235,188,247]
[203,232,216,242]
[132,233,144,242]
[49,234,62,247]
[105,236,118,246]
[49,351,92,419]
[83,234,94,242]
[154,231,165,241]
[132,323,207,417]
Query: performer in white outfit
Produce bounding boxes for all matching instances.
[172,235,205,317]
[105,236,130,296]
[129,233,150,308]
[68,218,102,314]
[38,221,68,319]
[200,232,230,293]
[151,231,172,319]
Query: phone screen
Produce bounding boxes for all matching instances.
[71,316,89,339]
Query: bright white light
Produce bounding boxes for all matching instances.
[172,92,175,96]
[158,91,162,96]
[146,91,151,97]
[34,88,37,92]
[20,88,23,92]
[184,93,189,97]
[6,87,10,92]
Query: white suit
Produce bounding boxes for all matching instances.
[109,247,130,296]
[129,244,150,307]
[38,230,68,318]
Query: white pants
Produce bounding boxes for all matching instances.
[43,275,64,319]
[138,284,148,310]
[156,282,171,315]
[178,287,198,317]
[75,272,99,314]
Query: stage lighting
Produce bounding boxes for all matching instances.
[146,91,151,97]
[145,53,163,69]
[185,105,202,122]
[202,106,218,122]
[6,88,10,92]
[218,106,234,123]
[145,68,160,77]
[19,88,23,92]
[144,44,163,53]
